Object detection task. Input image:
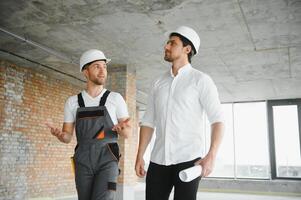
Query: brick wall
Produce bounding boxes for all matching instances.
[0,60,81,199]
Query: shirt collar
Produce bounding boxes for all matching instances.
[83,88,106,100]
[169,63,192,77]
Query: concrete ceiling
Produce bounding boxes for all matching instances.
[0,0,300,109]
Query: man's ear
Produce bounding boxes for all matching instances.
[82,68,89,79]
[185,45,192,54]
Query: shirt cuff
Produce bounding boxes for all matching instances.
[209,117,225,125]
[117,115,130,120]
[139,121,155,129]
[64,120,75,123]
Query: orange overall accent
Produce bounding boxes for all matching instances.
[96,130,105,139]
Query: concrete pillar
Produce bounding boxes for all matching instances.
[106,64,138,200]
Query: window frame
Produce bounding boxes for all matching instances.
[267,98,301,180]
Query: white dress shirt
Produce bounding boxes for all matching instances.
[140,64,224,165]
[64,89,129,125]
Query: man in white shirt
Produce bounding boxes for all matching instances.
[46,49,131,200]
[135,26,224,200]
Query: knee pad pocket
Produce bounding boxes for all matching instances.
[108,182,117,191]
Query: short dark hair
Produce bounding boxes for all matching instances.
[170,33,196,63]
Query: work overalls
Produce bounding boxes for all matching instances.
[73,90,120,200]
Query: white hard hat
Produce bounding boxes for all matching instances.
[168,26,200,54]
[79,49,111,71]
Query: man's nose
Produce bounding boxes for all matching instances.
[99,66,106,71]
[96,68,104,75]
[164,44,169,51]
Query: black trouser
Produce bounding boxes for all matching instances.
[146,158,201,200]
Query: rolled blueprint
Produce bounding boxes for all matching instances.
[179,165,202,182]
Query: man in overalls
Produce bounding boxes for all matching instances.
[47,49,131,200]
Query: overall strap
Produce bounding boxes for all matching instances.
[99,90,111,106]
[77,93,85,107]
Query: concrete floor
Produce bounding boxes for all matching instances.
[53,192,301,200]
[134,183,301,200]
[53,183,301,200]
[135,191,301,200]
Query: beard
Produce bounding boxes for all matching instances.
[164,52,173,62]
[90,76,106,85]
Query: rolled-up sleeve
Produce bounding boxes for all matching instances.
[199,75,224,125]
[140,83,156,128]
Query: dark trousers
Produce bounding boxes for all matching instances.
[146,158,201,200]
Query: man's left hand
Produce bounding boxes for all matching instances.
[112,118,131,135]
[194,153,215,177]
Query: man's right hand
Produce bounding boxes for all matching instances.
[45,122,64,140]
[45,122,74,144]
[135,156,146,178]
